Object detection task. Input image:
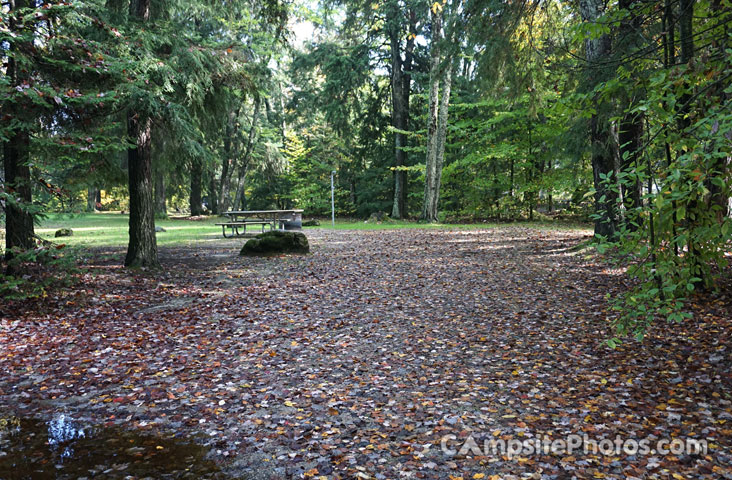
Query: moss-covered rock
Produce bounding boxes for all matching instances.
[54,228,73,237]
[365,211,393,223]
[240,230,309,256]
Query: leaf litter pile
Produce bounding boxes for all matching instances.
[1,227,730,479]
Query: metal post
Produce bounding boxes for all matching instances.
[331,170,336,226]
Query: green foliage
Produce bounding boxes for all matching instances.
[590,0,732,339]
[0,245,80,300]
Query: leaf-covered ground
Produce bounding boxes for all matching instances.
[1,227,730,479]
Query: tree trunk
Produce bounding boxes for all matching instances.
[579,0,618,238]
[618,112,643,211]
[154,168,166,217]
[208,173,219,215]
[510,157,514,198]
[617,0,643,222]
[431,60,453,220]
[707,0,730,221]
[217,107,239,213]
[422,7,443,222]
[190,158,203,215]
[3,133,34,256]
[662,0,681,255]
[676,0,706,284]
[679,0,694,67]
[527,121,535,220]
[87,188,99,212]
[232,97,261,211]
[124,0,157,268]
[129,0,150,20]
[389,10,415,220]
[124,114,158,267]
[3,0,35,260]
[277,81,287,143]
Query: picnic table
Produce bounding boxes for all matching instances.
[216,209,303,238]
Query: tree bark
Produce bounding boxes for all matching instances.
[3,0,35,259]
[579,0,618,238]
[124,0,157,268]
[277,81,287,144]
[3,133,34,256]
[422,4,454,224]
[208,173,219,215]
[217,107,239,213]
[431,60,453,219]
[662,0,681,255]
[124,114,158,267]
[707,0,729,221]
[190,158,203,215]
[129,0,150,20]
[389,9,415,220]
[676,0,706,284]
[87,188,99,212]
[422,7,443,222]
[232,97,261,211]
[679,0,694,66]
[154,168,166,217]
[618,112,643,211]
[617,0,643,221]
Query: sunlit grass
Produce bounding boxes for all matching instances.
[37,213,224,248]
[33,212,591,249]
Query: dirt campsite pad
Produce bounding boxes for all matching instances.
[1,227,730,479]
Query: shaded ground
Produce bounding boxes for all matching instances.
[0,414,226,479]
[1,227,730,479]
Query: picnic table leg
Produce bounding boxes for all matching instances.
[222,224,229,238]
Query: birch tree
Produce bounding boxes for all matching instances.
[422,0,455,223]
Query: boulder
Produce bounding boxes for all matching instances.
[240,230,309,256]
[54,228,73,238]
[302,219,321,227]
[366,211,391,223]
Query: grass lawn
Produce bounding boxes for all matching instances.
[33,212,591,249]
[37,213,224,248]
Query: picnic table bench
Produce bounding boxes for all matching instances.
[216,209,303,238]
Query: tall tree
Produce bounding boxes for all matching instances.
[387,4,416,219]
[154,168,167,217]
[232,96,262,211]
[579,0,618,237]
[616,0,644,223]
[2,0,35,257]
[124,0,159,268]
[217,105,241,213]
[190,158,203,215]
[422,1,455,222]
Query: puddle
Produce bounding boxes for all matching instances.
[0,414,233,479]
